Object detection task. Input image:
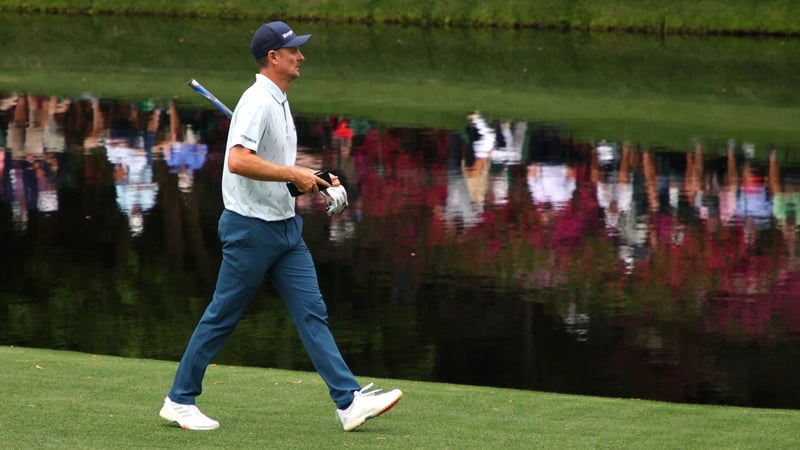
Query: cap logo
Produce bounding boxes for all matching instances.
[282,30,294,40]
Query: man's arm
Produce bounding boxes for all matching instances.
[227,145,334,194]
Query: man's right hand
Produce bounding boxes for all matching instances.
[289,167,332,195]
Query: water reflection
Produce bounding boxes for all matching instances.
[1,93,799,409]
[1,94,69,229]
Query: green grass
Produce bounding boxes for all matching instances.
[1,0,799,35]
[2,346,800,449]
[2,14,799,151]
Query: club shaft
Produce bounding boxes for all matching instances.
[188,79,233,118]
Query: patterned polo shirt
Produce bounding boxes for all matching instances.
[222,74,297,221]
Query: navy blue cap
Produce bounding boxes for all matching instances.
[250,21,311,59]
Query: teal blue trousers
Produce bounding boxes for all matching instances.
[168,209,360,409]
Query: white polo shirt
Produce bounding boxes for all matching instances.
[223,74,297,221]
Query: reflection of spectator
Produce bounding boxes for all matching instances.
[35,152,62,213]
[658,152,685,213]
[325,120,362,244]
[0,95,13,206]
[44,95,69,153]
[163,99,208,193]
[769,148,800,229]
[332,116,353,149]
[594,141,632,234]
[684,140,704,215]
[734,143,772,237]
[16,95,44,159]
[641,149,687,265]
[491,121,526,165]
[463,113,493,207]
[107,145,158,236]
[642,148,693,216]
[594,142,647,272]
[11,155,35,229]
[326,116,361,202]
[719,139,739,224]
[488,121,526,206]
[443,132,481,231]
[0,151,5,203]
[39,96,69,213]
[104,103,161,236]
[526,164,576,210]
[2,94,69,228]
[465,112,494,160]
[83,96,108,151]
[525,125,577,212]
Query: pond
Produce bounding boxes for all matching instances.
[1,15,799,410]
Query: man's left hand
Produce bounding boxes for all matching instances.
[321,185,348,216]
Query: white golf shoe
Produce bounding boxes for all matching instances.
[336,383,403,431]
[159,397,220,430]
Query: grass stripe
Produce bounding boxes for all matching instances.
[2,346,799,449]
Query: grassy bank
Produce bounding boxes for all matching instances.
[1,0,799,35]
[2,14,799,151]
[3,346,800,449]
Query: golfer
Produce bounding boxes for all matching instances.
[159,20,402,432]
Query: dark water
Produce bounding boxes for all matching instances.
[1,94,800,410]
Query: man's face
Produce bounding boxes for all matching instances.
[272,46,305,80]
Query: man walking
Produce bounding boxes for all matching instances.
[159,20,402,432]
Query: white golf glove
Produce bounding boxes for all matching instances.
[320,185,348,216]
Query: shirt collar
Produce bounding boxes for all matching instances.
[255,73,287,104]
